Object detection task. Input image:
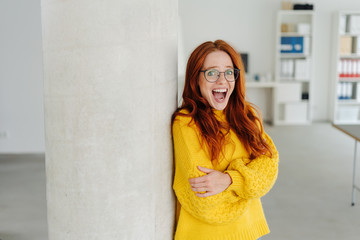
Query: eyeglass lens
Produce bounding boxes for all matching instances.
[204,69,239,82]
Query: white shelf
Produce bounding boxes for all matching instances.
[331,11,360,125]
[246,82,276,88]
[337,100,360,105]
[278,100,309,104]
[339,54,360,59]
[280,32,311,37]
[279,78,310,82]
[279,10,314,15]
[340,33,360,37]
[339,77,360,82]
[333,120,360,125]
[279,53,310,58]
[274,10,314,125]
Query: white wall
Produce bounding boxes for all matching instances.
[179,0,360,121]
[2,0,360,153]
[0,0,45,153]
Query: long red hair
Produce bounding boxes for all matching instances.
[172,40,272,164]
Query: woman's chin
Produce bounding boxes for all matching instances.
[210,100,228,110]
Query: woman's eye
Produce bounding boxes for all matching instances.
[226,70,234,75]
[207,70,217,76]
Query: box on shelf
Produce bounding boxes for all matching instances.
[281,23,296,32]
[297,23,311,34]
[340,36,352,54]
[293,4,313,10]
[281,1,293,10]
[284,102,308,122]
[336,106,359,122]
[339,14,347,33]
[277,82,301,102]
[348,15,360,34]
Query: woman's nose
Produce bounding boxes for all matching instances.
[216,73,227,84]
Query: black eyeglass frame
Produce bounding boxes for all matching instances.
[199,68,240,83]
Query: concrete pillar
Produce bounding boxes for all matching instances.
[41,1,177,239]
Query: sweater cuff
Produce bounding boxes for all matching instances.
[225,170,244,192]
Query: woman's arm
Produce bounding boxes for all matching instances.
[172,116,250,224]
[225,133,279,199]
[189,165,232,197]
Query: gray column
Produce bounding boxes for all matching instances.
[41,1,177,239]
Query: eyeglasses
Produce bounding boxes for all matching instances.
[199,68,240,83]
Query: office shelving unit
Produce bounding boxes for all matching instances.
[273,10,314,125]
[331,11,360,124]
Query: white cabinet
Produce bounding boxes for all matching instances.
[273,10,314,125]
[331,11,360,124]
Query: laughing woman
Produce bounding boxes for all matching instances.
[171,40,279,240]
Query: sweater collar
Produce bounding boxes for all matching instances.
[211,108,226,121]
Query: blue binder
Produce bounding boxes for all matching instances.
[281,37,303,53]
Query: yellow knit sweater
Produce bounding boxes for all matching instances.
[172,109,279,240]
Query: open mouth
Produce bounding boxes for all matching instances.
[212,88,228,102]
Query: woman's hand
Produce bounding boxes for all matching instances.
[189,166,232,197]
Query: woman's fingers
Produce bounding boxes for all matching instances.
[190,182,207,188]
[191,187,207,192]
[190,179,208,192]
[197,166,214,173]
[188,166,231,197]
[190,179,209,192]
[189,175,207,184]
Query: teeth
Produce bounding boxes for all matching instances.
[213,89,227,93]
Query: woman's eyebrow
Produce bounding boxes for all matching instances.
[203,66,219,70]
[203,66,234,70]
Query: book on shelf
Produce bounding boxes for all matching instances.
[353,37,360,54]
[294,59,311,80]
[337,82,354,100]
[281,37,303,53]
[280,59,294,78]
[303,36,310,55]
[340,14,360,34]
[280,58,311,80]
[338,59,360,78]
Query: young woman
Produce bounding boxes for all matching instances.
[171,40,279,240]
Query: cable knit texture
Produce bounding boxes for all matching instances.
[172,109,279,240]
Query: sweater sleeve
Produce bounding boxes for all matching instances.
[172,116,251,225]
[224,133,279,200]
